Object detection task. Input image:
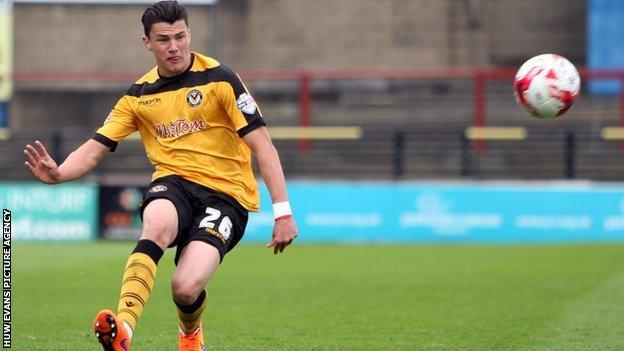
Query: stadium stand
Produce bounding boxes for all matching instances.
[3,0,622,182]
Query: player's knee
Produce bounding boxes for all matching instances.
[171,278,201,306]
[141,199,178,248]
[141,218,176,248]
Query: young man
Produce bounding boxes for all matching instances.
[23,1,298,350]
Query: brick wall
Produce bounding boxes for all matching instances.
[14,0,586,74]
[10,0,587,130]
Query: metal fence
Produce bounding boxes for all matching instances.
[3,127,623,182]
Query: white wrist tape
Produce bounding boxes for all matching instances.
[273,201,292,220]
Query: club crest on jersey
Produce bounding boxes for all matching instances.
[236,93,257,115]
[186,89,203,108]
[148,185,167,193]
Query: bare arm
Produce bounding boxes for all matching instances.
[243,126,298,254]
[24,139,109,184]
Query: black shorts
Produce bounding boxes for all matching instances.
[139,175,249,264]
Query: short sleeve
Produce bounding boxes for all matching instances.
[93,95,138,152]
[217,66,266,137]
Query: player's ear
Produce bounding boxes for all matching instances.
[142,36,152,51]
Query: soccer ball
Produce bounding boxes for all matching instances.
[513,54,580,119]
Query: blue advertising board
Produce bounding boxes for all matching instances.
[0,182,98,241]
[245,181,624,243]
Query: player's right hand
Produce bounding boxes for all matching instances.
[267,216,298,254]
[24,140,62,184]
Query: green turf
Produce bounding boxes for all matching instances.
[11,242,624,350]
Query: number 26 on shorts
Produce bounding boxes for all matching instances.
[198,207,233,239]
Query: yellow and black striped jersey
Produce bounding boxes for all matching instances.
[94,52,265,211]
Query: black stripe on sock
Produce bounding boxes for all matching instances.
[126,262,156,280]
[175,289,206,314]
[132,239,164,264]
[118,308,139,324]
[122,277,152,294]
[120,292,147,306]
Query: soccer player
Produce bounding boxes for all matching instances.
[23,1,298,350]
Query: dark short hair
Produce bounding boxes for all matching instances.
[142,1,189,37]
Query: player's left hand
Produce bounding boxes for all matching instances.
[267,216,298,254]
[24,140,62,184]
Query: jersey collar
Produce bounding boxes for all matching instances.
[157,53,196,81]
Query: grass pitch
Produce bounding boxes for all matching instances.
[12,242,624,350]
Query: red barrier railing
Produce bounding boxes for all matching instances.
[473,69,624,151]
[298,73,311,152]
[14,68,624,151]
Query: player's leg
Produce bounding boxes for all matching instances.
[116,199,178,331]
[173,241,220,351]
[172,188,248,351]
[172,199,248,351]
[94,194,183,351]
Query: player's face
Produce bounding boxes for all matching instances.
[143,20,192,77]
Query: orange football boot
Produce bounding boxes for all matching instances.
[178,323,206,351]
[93,309,131,351]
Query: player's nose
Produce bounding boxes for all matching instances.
[168,41,179,52]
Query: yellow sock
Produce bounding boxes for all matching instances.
[176,290,207,333]
[116,240,163,331]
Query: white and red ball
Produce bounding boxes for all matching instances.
[513,54,581,119]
